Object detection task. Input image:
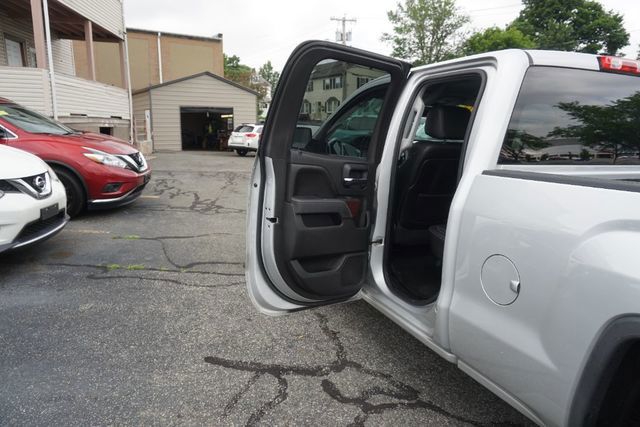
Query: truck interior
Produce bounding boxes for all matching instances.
[386,74,483,304]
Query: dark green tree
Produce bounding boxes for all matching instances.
[461,26,537,56]
[550,92,640,163]
[258,61,280,93]
[512,0,629,54]
[223,54,268,117]
[382,0,469,65]
[501,129,550,162]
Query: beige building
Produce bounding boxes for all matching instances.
[133,72,257,152]
[74,28,224,92]
[302,61,385,122]
[0,0,131,140]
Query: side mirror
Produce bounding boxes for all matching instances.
[293,126,312,148]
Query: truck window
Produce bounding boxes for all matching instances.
[294,59,388,158]
[500,66,640,165]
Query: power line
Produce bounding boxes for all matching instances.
[331,15,357,45]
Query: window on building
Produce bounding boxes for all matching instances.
[325,97,340,115]
[356,77,372,88]
[323,76,343,90]
[306,81,313,92]
[500,66,640,165]
[5,36,26,67]
[301,100,312,115]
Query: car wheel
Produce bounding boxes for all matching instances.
[53,167,85,218]
[236,149,248,157]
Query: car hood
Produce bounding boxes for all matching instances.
[41,132,138,155]
[0,145,47,179]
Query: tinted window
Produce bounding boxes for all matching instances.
[295,59,388,158]
[500,67,640,165]
[236,125,254,133]
[0,104,74,135]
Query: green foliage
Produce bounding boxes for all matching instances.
[258,60,280,93]
[382,0,469,65]
[512,0,629,54]
[224,54,277,118]
[223,54,253,87]
[461,26,537,56]
[550,92,640,162]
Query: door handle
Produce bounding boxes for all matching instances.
[343,177,368,186]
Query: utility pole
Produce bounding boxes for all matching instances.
[330,15,357,45]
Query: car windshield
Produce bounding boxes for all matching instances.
[0,104,75,135]
[236,125,254,133]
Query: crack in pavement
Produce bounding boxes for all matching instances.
[112,234,244,271]
[86,273,243,289]
[205,312,509,426]
[45,262,245,277]
[148,175,245,215]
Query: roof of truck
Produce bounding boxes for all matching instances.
[411,49,603,73]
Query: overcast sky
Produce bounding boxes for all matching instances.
[123,0,640,71]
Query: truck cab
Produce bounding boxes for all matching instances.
[245,42,640,426]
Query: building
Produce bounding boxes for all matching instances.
[302,61,384,122]
[73,28,224,92]
[0,0,131,140]
[83,28,257,152]
[132,72,258,152]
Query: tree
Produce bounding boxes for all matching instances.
[223,54,268,117]
[382,0,469,65]
[550,92,640,163]
[258,61,280,93]
[461,26,537,56]
[223,54,253,87]
[512,0,629,55]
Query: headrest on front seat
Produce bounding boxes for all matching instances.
[425,105,471,140]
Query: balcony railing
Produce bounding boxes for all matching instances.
[0,66,129,120]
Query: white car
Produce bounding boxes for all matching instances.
[0,145,68,253]
[228,124,263,156]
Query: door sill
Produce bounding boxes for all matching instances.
[359,290,456,363]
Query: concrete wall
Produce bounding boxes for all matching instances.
[142,74,256,151]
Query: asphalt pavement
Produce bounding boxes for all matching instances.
[0,151,532,426]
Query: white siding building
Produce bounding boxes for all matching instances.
[133,72,258,152]
[0,0,131,140]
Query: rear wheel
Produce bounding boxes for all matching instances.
[53,167,85,218]
[236,149,248,156]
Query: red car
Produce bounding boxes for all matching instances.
[0,98,150,217]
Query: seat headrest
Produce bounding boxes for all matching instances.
[425,105,471,140]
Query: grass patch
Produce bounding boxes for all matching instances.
[113,235,140,240]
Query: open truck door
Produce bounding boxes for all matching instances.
[245,41,411,314]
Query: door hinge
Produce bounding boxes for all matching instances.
[371,237,383,245]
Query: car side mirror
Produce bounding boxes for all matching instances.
[293,126,312,148]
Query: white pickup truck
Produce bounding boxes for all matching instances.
[245,42,640,426]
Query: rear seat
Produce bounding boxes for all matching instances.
[428,224,447,259]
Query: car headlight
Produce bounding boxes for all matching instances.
[46,164,60,182]
[83,147,128,169]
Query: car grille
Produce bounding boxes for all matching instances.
[14,210,66,245]
[0,172,51,199]
[118,152,147,172]
[0,180,19,192]
[130,152,144,168]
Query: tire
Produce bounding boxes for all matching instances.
[236,149,248,157]
[53,167,85,218]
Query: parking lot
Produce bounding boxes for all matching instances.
[0,151,531,426]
